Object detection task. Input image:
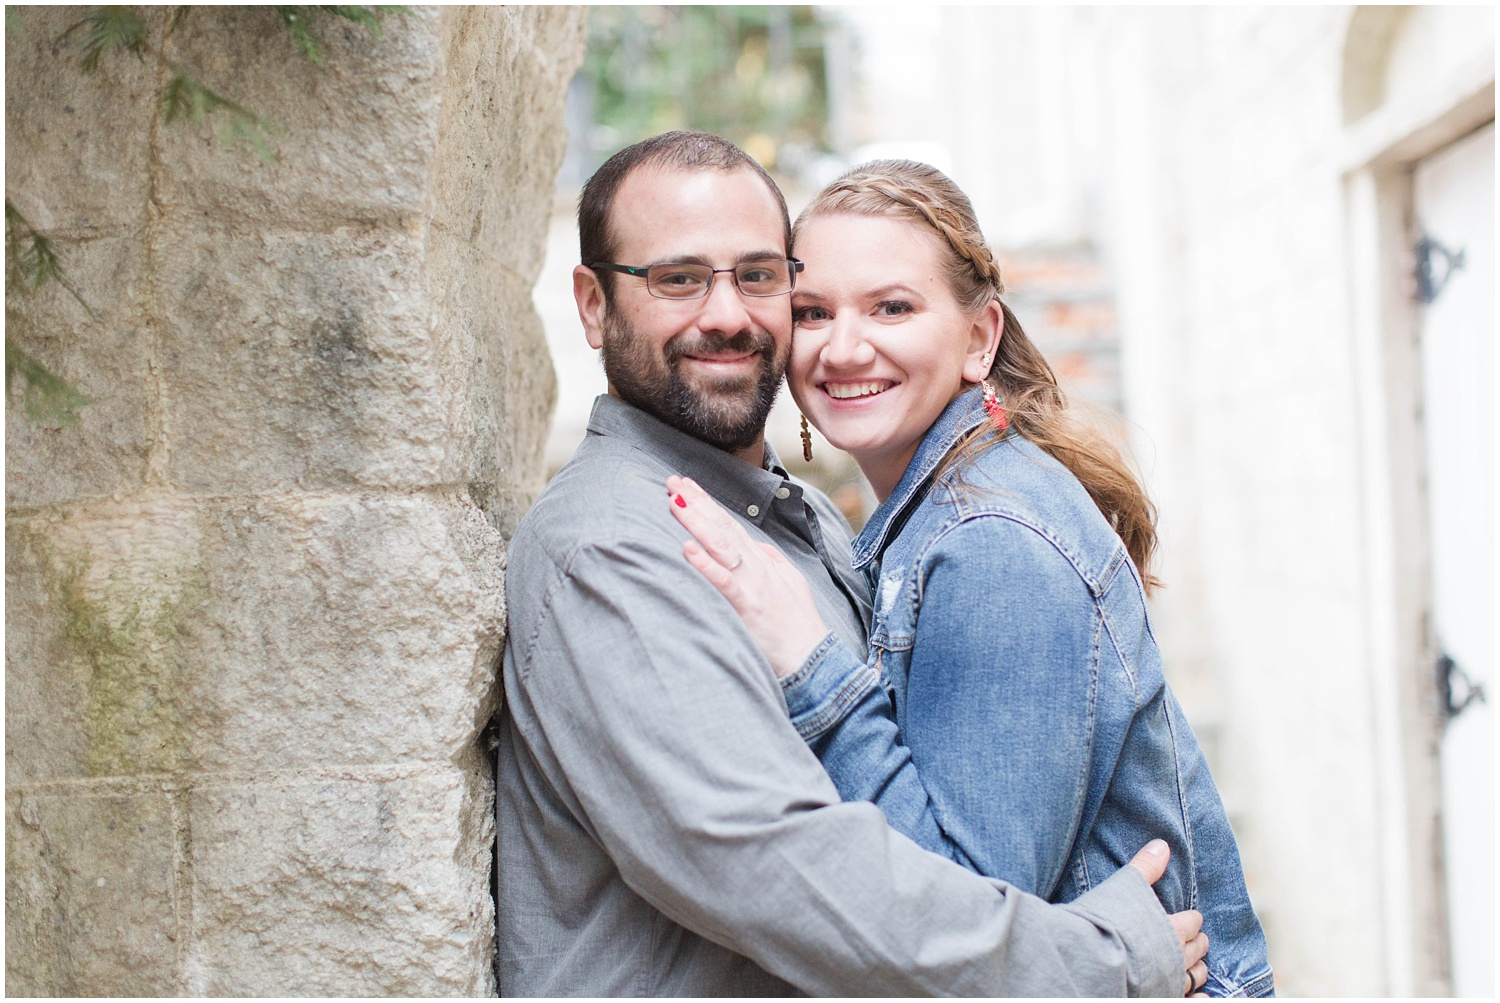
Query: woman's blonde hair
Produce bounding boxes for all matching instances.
[795,160,1160,590]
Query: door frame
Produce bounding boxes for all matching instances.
[1340,45,1493,996]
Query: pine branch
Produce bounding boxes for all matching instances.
[5,202,98,427]
[6,208,61,292]
[5,337,92,428]
[274,6,402,65]
[275,6,328,65]
[62,6,400,163]
[69,6,149,73]
[324,6,385,32]
[160,69,280,165]
[5,201,98,318]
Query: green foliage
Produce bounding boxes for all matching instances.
[5,337,92,428]
[5,201,62,293]
[6,200,94,427]
[159,70,279,165]
[71,5,149,71]
[580,6,831,172]
[33,530,207,776]
[60,5,402,162]
[275,5,404,65]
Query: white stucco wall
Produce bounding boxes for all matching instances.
[1091,6,1493,996]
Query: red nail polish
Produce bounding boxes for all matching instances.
[674,494,687,508]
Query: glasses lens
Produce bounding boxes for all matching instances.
[734,259,793,296]
[647,265,712,299]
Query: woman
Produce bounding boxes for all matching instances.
[667,161,1273,997]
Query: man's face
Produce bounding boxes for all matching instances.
[576,166,792,455]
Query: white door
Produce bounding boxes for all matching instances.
[1414,121,1495,999]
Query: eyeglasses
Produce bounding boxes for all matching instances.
[590,258,804,300]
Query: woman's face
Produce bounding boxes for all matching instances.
[790,213,998,500]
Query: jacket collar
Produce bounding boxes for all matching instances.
[851,385,990,569]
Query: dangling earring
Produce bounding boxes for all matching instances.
[800,413,814,462]
[981,381,1009,434]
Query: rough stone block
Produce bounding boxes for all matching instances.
[8,492,503,783]
[152,219,452,494]
[181,492,505,772]
[426,230,557,502]
[4,234,154,510]
[152,6,443,229]
[430,7,588,282]
[5,786,180,997]
[3,7,156,236]
[489,282,557,501]
[6,502,205,784]
[185,764,494,996]
[7,520,96,787]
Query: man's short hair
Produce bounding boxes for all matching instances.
[578,131,792,302]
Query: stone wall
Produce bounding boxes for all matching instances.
[5,6,586,995]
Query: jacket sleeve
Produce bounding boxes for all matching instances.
[781,514,1101,900]
[510,529,1182,996]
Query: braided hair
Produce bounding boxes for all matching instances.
[794,161,1160,591]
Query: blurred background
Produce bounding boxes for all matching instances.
[534,7,1495,997]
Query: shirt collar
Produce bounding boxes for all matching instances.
[851,384,990,569]
[586,393,785,525]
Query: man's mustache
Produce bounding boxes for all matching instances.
[664,329,773,365]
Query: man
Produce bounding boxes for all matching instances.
[495,131,1205,996]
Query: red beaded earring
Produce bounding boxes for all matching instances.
[982,381,1008,433]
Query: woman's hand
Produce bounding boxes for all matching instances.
[667,475,832,678]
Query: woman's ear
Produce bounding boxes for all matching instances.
[962,298,1004,383]
[574,265,608,350]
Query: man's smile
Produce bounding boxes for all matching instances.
[679,349,760,374]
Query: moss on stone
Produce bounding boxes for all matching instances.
[36,531,206,777]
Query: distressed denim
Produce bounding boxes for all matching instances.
[782,386,1275,998]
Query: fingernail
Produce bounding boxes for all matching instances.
[1144,839,1168,860]
[674,494,687,509]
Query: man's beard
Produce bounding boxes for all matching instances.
[600,311,787,454]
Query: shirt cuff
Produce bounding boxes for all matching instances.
[1060,864,1185,998]
[778,633,881,742]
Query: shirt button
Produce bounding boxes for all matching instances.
[775,487,791,500]
[746,504,761,518]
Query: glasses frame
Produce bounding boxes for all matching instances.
[589,258,804,300]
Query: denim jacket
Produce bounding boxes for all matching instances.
[780,386,1274,998]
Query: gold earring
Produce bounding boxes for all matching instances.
[800,413,813,462]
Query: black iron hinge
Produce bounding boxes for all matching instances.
[1414,235,1466,304]
[1437,651,1487,719]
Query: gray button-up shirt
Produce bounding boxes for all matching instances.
[496,393,1181,996]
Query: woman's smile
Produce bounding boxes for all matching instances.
[821,379,898,401]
